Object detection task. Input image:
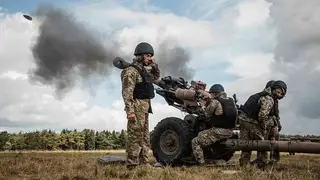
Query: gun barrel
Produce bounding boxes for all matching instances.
[222,139,320,154]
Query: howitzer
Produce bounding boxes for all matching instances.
[280,137,320,142]
[112,57,320,167]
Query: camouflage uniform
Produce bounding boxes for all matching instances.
[238,87,276,167]
[267,99,281,162]
[121,61,160,167]
[191,92,236,164]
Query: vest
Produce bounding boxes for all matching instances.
[209,97,237,129]
[240,91,277,120]
[129,64,155,100]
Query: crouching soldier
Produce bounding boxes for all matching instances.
[264,80,282,164]
[238,80,287,169]
[191,84,238,165]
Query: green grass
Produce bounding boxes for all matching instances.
[0,150,319,180]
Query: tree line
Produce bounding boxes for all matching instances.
[0,129,127,151]
[0,129,319,151]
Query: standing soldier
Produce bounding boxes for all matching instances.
[238,80,287,169]
[121,42,160,169]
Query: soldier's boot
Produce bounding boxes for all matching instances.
[269,150,280,165]
[213,159,227,166]
[239,152,251,167]
[250,159,266,170]
[273,151,280,161]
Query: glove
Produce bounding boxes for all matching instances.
[278,124,282,132]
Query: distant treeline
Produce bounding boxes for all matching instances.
[0,129,319,151]
[0,129,127,151]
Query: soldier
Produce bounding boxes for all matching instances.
[238,80,287,169]
[191,84,238,165]
[121,42,160,169]
[265,80,282,164]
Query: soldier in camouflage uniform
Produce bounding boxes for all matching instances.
[265,80,282,164]
[121,42,160,169]
[250,80,282,165]
[191,84,238,165]
[238,80,287,168]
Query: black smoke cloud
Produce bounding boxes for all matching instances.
[28,3,194,98]
[156,38,195,81]
[266,0,320,119]
[28,3,120,98]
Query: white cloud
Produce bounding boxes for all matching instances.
[236,0,271,28]
[225,52,275,78]
[0,71,28,80]
[71,2,220,53]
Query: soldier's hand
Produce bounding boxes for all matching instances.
[150,59,157,66]
[127,113,136,120]
[278,125,282,132]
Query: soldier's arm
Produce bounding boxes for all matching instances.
[258,96,274,124]
[150,63,160,81]
[121,68,136,115]
[205,100,221,117]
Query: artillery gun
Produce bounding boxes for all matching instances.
[112,57,320,167]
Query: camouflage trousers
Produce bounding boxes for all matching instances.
[238,114,268,167]
[267,125,280,162]
[126,111,150,166]
[191,127,233,164]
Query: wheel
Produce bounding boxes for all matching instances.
[151,117,195,166]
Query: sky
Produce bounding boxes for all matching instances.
[0,0,319,135]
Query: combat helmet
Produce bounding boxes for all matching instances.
[265,80,275,89]
[134,42,154,56]
[271,80,287,96]
[209,84,224,93]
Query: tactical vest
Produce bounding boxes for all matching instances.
[240,91,277,120]
[129,64,155,100]
[209,97,237,129]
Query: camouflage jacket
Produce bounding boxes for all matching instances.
[121,61,160,115]
[257,87,276,128]
[239,87,277,128]
[204,92,227,117]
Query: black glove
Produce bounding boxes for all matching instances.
[278,124,282,132]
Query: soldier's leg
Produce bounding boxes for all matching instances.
[191,128,215,164]
[239,121,252,166]
[126,116,143,167]
[139,112,150,164]
[191,128,231,164]
[270,126,280,162]
[253,125,268,168]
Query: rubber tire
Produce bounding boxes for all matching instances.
[151,117,195,166]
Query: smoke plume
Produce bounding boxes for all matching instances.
[29,4,120,98]
[155,38,195,81]
[266,0,320,119]
[28,3,195,98]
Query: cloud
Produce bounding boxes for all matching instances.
[225,52,274,78]
[264,0,320,133]
[236,0,271,28]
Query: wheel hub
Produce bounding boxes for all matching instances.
[159,130,180,155]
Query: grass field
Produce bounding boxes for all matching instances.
[1,150,320,180]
